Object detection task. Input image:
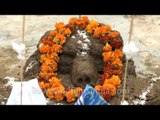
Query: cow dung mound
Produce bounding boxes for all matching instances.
[22,29,155,105]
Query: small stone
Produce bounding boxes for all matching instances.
[1,102,5,105]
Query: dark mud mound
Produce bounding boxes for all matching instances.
[22,30,158,105]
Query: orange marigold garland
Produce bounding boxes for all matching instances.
[38,16,124,103]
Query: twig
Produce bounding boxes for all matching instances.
[121,15,134,103]
[20,15,25,105]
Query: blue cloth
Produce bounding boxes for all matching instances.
[75,85,109,105]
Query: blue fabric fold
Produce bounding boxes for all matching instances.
[75,85,109,105]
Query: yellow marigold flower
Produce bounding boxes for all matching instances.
[108,31,120,38]
[39,44,51,54]
[55,22,65,30]
[114,49,124,58]
[104,75,121,88]
[103,45,112,52]
[103,84,116,96]
[86,20,99,33]
[51,44,62,53]
[49,30,58,36]
[93,25,112,38]
[111,58,123,67]
[102,51,115,62]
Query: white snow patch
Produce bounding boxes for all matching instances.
[133,76,160,105]
[11,42,26,61]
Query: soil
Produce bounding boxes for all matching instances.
[145,80,160,105]
[0,47,21,105]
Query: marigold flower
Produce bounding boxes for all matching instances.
[100,34,109,43]
[55,22,65,30]
[39,44,51,54]
[102,51,115,62]
[86,20,99,33]
[42,37,53,46]
[110,40,123,49]
[40,54,48,63]
[53,86,65,101]
[64,28,72,37]
[95,85,112,100]
[53,33,66,45]
[38,16,124,103]
[103,45,112,52]
[46,84,65,101]
[111,58,123,67]
[65,89,76,103]
[108,31,120,38]
[66,24,74,31]
[49,30,58,36]
[103,84,116,96]
[75,87,83,96]
[38,72,57,81]
[41,64,54,73]
[39,81,51,90]
[46,88,55,99]
[102,25,112,32]
[58,27,66,34]
[95,85,103,92]
[100,73,110,85]
[69,17,77,25]
[68,17,89,30]
[93,27,101,38]
[75,19,81,25]
[93,25,112,38]
[49,77,62,85]
[51,44,62,53]
[103,64,122,78]
[43,59,57,68]
[81,16,89,24]
[66,87,83,103]
[104,75,121,88]
[114,49,124,58]
[39,81,45,89]
[46,53,60,63]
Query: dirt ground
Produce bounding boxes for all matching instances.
[0,47,21,104]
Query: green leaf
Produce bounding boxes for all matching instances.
[73,93,78,98]
[105,42,109,46]
[56,41,60,44]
